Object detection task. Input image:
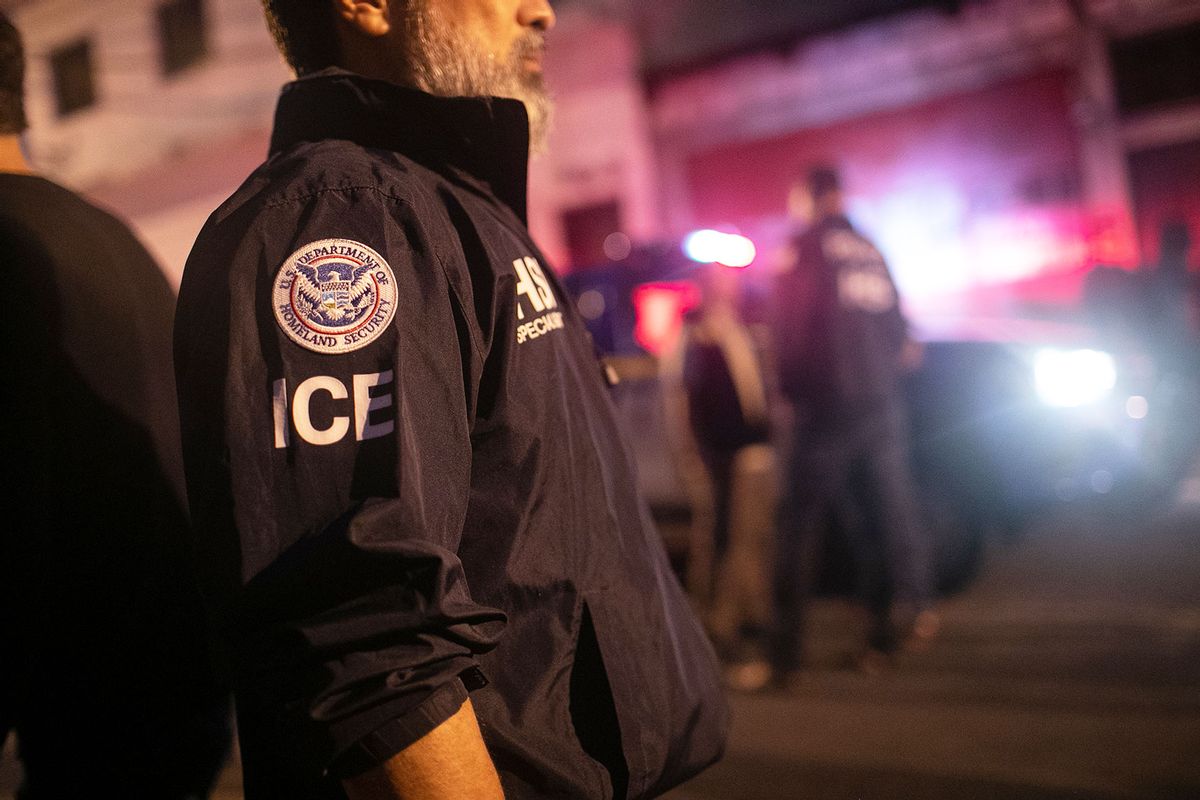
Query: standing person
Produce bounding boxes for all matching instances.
[1147,221,1198,374]
[662,263,774,681]
[174,1,727,798]
[1144,221,1200,493]
[0,12,229,798]
[770,165,936,683]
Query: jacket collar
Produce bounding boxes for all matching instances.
[269,69,531,223]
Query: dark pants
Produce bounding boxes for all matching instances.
[771,405,931,671]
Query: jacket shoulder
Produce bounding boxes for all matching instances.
[187,140,449,283]
[234,140,437,213]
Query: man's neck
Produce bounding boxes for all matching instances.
[0,135,33,174]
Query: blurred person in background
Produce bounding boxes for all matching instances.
[1142,221,1200,494]
[173,1,726,798]
[0,11,230,798]
[662,262,775,687]
[1147,221,1199,374]
[1085,221,1200,496]
[769,165,936,683]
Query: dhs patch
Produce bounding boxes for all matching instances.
[272,238,398,354]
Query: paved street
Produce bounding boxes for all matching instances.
[4,505,1198,799]
[665,505,1200,800]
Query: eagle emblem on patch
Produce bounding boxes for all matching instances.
[272,238,397,354]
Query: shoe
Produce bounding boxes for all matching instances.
[854,648,896,676]
[723,659,773,693]
[904,609,941,652]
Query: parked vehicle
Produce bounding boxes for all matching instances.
[565,253,1197,594]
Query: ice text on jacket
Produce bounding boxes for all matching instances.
[271,370,394,448]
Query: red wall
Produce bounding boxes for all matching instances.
[683,71,1099,318]
[688,71,1080,226]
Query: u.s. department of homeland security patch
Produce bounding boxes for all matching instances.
[272,238,398,354]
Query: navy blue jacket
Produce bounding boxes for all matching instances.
[774,214,909,423]
[175,70,726,799]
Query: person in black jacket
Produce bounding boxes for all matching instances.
[770,166,936,682]
[0,12,229,798]
[174,2,727,798]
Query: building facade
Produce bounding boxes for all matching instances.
[5,0,1199,308]
[641,0,1200,321]
[5,0,288,280]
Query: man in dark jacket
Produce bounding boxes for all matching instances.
[771,166,936,681]
[174,1,727,798]
[0,12,229,798]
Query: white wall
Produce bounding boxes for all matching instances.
[13,0,286,189]
[9,0,287,279]
[10,1,662,275]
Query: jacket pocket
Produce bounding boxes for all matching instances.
[580,585,728,799]
[569,600,629,799]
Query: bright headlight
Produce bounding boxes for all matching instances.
[1033,348,1117,408]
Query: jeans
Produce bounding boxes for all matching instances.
[771,405,931,669]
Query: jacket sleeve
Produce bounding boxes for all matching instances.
[175,184,505,780]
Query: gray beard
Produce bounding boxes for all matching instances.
[405,3,551,153]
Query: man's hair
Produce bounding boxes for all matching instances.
[0,11,27,134]
[803,165,841,200]
[260,0,340,75]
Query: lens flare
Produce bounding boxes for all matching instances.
[682,230,756,268]
[1033,349,1117,408]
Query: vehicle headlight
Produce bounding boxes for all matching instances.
[1033,348,1117,408]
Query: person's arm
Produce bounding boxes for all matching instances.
[879,255,918,370]
[660,323,708,487]
[660,323,718,597]
[343,699,503,800]
[175,184,506,786]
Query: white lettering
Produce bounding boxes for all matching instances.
[513,257,545,319]
[838,269,895,313]
[354,370,395,442]
[292,375,350,446]
[524,257,557,310]
[272,379,290,449]
[516,310,565,344]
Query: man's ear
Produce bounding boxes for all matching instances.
[334,0,393,37]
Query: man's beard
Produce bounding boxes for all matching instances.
[404,2,552,153]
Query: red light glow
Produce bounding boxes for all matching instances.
[632,282,700,356]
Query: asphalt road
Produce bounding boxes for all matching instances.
[4,504,1198,799]
[665,504,1200,800]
